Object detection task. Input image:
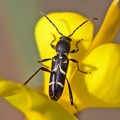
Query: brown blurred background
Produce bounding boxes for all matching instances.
[0,0,120,120]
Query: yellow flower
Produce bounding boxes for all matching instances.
[0,79,77,120]
[0,0,119,119]
[35,0,120,113]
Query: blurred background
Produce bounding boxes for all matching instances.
[0,0,120,120]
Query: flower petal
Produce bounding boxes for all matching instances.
[0,79,78,120]
[88,0,120,52]
[60,43,120,113]
[35,12,94,59]
[35,12,94,98]
[84,43,120,105]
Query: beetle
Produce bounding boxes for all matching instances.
[24,12,98,109]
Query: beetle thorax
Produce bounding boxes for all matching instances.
[56,36,71,55]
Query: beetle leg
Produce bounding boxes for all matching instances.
[65,77,78,111]
[50,33,56,49]
[70,59,90,74]
[38,58,51,68]
[70,39,82,53]
[24,67,51,85]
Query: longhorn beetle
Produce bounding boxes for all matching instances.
[24,12,98,109]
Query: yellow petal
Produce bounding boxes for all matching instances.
[0,79,78,120]
[83,43,120,105]
[88,0,120,52]
[35,12,94,98]
[0,79,28,114]
[60,43,120,113]
[35,12,94,59]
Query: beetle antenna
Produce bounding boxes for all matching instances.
[39,12,64,36]
[68,18,98,37]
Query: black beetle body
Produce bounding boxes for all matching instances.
[24,12,97,109]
